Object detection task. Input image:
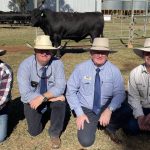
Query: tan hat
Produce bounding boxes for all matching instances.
[0,49,6,56]
[34,35,57,50]
[133,38,150,57]
[90,38,116,53]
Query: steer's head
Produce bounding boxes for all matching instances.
[31,8,44,27]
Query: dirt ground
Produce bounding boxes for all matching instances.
[0,45,32,52]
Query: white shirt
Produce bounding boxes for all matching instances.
[128,64,150,118]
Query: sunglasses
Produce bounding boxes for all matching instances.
[35,49,56,55]
[90,50,109,55]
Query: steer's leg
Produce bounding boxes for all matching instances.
[53,34,61,58]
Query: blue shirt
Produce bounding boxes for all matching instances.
[17,55,66,103]
[66,59,125,117]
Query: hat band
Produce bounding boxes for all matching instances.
[92,46,109,49]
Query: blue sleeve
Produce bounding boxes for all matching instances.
[17,62,41,103]
[49,61,66,97]
[66,66,84,117]
[109,68,126,110]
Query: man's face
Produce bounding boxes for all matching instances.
[90,50,109,66]
[144,51,150,67]
[35,49,53,66]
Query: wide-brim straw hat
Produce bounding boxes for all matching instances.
[0,49,6,56]
[89,38,117,53]
[133,38,150,57]
[34,35,57,50]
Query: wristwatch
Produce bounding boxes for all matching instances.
[42,95,48,102]
[108,106,114,112]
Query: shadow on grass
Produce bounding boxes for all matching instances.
[62,102,71,132]
[7,97,25,137]
[7,98,71,137]
[121,132,150,150]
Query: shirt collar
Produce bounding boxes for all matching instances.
[90,59,107,71]
[141,64,149,74]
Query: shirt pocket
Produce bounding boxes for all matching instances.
[47,76,55,88]
[137,84,147,98]
[102,80,113,97]
[81,79,93,96]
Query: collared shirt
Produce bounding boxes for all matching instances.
[128,64,150,118]
[17,55,66,103]
[66,59,125,117]
[0,61,13,107]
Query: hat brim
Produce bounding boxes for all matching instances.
[133,47,150,57]
[88,46,117,53]
[0,49,6,56]
[34,45,58,50]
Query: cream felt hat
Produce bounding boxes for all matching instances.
[90,38,116,53]
[34,35,57,50]
[133,38,150,57]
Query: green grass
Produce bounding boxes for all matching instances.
[0,23,149,150]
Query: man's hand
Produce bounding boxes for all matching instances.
[144,114,150,125]
[138,114,150,131]
[99,108,112,127]
[138,115,148,130]
[50,95,65,102]
[76,114,89,130]
[29,95,44,110]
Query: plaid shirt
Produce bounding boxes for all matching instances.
[0,61,13,108]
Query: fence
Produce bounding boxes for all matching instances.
[104,13,150,49]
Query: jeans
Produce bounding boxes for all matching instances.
[24,101,66,137]
[123,108,150,135]
[0,105,8,142]
[77,102,131,147]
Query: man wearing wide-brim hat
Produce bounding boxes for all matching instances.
[0,49,13,142]
[17,35,66,149]
[66,38,129,148]
[124,38,150,135]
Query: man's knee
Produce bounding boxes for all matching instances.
[51,101,66,107]
[78,134,95,147]
[0,136,6,143]
[28,128,43,137]
[28,124,43,136]
[51,101,66,112]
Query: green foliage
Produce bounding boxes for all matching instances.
[8,0,29,12]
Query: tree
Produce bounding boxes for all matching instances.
[8,0,29,12]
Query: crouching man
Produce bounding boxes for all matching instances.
[17,35,66,149]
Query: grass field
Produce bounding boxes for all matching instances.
[0,24,150,150]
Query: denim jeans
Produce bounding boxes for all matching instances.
[77,102,131,147]
[0,105,8,142]
[123,108,150,135]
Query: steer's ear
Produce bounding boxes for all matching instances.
[40,12,46,17]
[41,13,44,17]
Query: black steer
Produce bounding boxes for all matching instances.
[31,8,104,48]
